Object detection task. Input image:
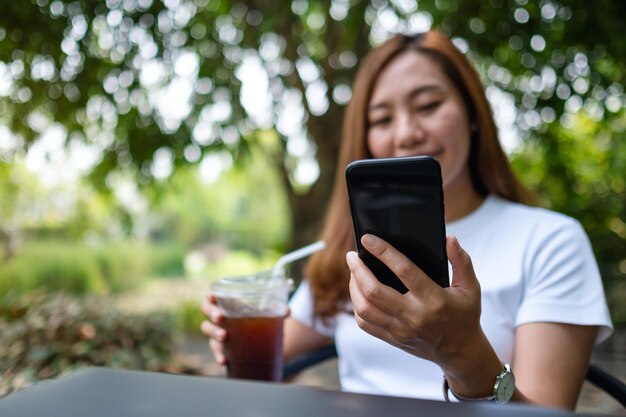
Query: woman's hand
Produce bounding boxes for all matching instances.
[200,292,333,372]
[347,234,503,398]
[200,293,227,365]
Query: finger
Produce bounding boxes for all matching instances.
[201,296,224,323]
[352,308,396,343]
[348,261,396,328]
[200,319,227,342]
[349,273,397,340]
[209,338,227,365]
[346,250,403,316]
[446,235,479,292]
[360,234,437,295]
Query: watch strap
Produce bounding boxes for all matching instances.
[443,363,514,404]
[443,377,496,402]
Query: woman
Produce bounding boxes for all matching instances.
[201,31,612,409]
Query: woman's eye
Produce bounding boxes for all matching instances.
[369,116,391,126]
[417,101,441,112]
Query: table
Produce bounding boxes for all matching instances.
[0,367,588,417]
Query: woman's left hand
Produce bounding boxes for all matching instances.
[347,234,502,394]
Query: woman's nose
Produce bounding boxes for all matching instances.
[394,113,425,148]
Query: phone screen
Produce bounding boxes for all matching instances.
[346,156,449,293]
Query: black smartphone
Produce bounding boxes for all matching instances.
[345,156,449,293]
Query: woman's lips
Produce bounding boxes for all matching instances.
[397,149,443,158]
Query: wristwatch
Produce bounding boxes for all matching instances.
[443,363,515,404]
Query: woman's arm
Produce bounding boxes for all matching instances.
[513,322,597,409]
[284,316,334,362]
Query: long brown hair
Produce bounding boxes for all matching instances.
[304,30,535,319]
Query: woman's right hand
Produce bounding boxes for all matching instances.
[200,292,227,365]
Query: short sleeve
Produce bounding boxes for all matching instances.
[517,217,613,344]
[289,280,336,338]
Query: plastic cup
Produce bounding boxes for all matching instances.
[211,271,293,382]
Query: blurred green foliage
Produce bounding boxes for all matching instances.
[146,242,188,277]
[511,112,626,321]
[0,292,183,396]
[0,142,288,298]
[199,249,277,279]
[0,243,107,296]
[0,240,185,298]
[173,300,205,336]
[150,144,290,255]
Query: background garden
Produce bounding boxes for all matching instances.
[1,0,625,401]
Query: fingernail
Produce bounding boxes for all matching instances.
[452,235,461,250]
[362,234,378,248]
[346,251,357,266]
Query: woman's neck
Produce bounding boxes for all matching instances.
[443,180,485,223]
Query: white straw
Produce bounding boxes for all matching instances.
[272,240,326,277]
[258,241,326,311]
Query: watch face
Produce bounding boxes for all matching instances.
[495,371,515,403]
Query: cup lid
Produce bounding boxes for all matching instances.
[211,271,292,297]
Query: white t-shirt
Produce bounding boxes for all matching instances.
[289,195,613,400]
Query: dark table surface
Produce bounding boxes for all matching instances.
[0,367,594,417]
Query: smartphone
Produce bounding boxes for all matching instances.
[345,156,449,293]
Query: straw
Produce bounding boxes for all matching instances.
[271,240,326,279]
[256,240,325,311]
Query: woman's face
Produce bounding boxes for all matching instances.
[366,51,473,192]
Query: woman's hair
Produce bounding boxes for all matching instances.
[304,30,535,319]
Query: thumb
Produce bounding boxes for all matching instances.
[446,235,479,291]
